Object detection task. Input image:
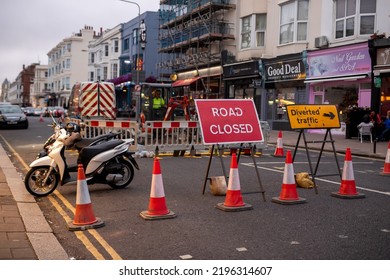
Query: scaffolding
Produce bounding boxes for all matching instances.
[158,0,235,96]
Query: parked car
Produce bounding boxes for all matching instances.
[33,107,44,117]
[0,105,29,129]
[23,107,35,116]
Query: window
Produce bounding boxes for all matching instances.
[279,0,308,44]
[103,67,108,81]
[241,16,251,49]
[113,40,119,53]
[104,45,109,57]
[132,29,138,46]
[89,72,94,81]
[66,59,71,69]
[123,38,129,51]
[90,53,95,64]
[256,14,267,47]
[335,0,376,39]
[111,63,118,79]
[241,14,267,49]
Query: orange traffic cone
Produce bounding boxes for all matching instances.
[272,150,306,205]
[68,164,104,231]
[273,131,284,157]
[380,141,390,176]
[140,158,176,220]
[216,153,253,211]
[332,148,365,199]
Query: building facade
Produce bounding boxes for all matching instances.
[1,79,10,102]
[87,24,122,82]
[47,26,100,107]
[157,0,390,130]
[31,64,49,108]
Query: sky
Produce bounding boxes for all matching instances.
[0,0,160,86]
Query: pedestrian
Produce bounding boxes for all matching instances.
[357,114,374,141]
[377,110,390,141]
[369,110,382,139]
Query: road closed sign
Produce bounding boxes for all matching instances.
[195,99,263,145]
[286,104,340,129]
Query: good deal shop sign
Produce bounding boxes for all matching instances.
[195,99,263,145]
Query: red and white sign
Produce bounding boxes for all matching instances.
[195,99,263,145]
[80,82,116,119]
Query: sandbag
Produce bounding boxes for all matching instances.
[209,176,227,196]
[295,172,314,189]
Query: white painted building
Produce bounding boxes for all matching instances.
[31,64,49,108]
[46,26,100,107]
[87,24,123,82]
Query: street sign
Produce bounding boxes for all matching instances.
[286,104,340,129]
[195,99,263,145]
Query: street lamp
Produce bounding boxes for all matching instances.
[118,0,141,86]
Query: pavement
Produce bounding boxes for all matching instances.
[0,129,389,260]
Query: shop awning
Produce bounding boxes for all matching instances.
[304,74,368,84]
[172,77,200,87]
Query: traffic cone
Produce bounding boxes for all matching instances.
[272,150,306,205]
[331,148,365,199]
[273,131,284,157]
[216,153,253,211]
[39,113,44,122]
[380,141,390,176]
[140,158,176,220]
[68,164,104,231]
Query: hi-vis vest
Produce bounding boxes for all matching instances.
[153,97,165,109]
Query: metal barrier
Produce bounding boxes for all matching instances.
[141,121,205,154]
[65,118,270,155]
[81,119,139,151]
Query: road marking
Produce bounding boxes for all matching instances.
[241,162,390,196]
[180,254,193,260]
[0,135,121,260]
[236,247,248,252]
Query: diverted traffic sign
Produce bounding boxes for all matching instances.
[195,99,263,145]
[286,104,340,129]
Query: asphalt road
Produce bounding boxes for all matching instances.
[1,117,389,260]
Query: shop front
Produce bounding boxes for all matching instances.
[262,53,307,131]
[305,42,372,138]
[223,60,262,116]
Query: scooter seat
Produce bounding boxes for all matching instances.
[74,133,119,150]
[78,139,125,167]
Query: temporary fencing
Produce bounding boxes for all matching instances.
[66,118,270,155]
[141,121,204,154]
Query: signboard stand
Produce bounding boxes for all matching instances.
[201,143,266,202]
[194,99,266,201]
[292,129,342,193]
[286,104,342,193]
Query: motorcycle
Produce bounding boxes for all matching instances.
[24,116,139,197]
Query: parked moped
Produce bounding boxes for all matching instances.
[24,116,139,197]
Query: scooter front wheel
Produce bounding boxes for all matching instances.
[24,166,59,197]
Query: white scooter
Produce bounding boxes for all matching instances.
[24,117,139,197]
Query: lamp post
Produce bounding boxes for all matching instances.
[119,0,141,86]
[119,0,141,120]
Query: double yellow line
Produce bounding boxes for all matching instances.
[1,135,121,260]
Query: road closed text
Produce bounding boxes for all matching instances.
[210,107,253,134]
